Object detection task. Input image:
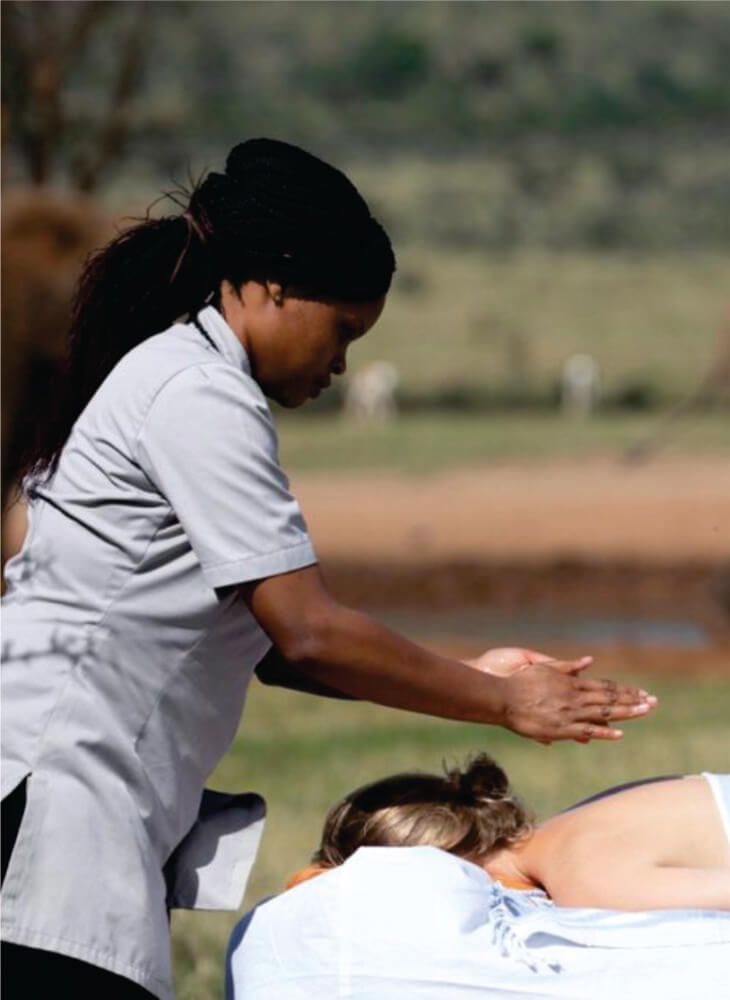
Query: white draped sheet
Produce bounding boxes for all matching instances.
[227,845,730,1000]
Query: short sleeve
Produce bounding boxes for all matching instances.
[137,364,317,589]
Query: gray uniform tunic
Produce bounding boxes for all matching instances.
[0,306,317,998]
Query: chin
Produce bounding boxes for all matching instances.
[264,375,319,408]
[268,387,308,409]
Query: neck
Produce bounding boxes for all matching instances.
[218,282,251,354]
[482,834,542,890]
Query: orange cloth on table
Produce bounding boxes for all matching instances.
[285,864,330,890]
[492,875,539,891]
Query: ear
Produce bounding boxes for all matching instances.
[220,278,241,300]
[266,281,285,307]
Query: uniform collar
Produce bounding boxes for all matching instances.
[194,305,252,376]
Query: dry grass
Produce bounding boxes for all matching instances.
[277,412,729,476]
[337,247,728,397]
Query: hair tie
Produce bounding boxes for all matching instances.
[183,209,208,246]
[169,211,207,285]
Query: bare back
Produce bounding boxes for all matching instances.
[515,776,730,911]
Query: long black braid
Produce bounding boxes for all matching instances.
[23,138,396,482]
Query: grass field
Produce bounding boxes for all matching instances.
[171,668,730,1000]
[278,411,729,475]
[333,248,729,399]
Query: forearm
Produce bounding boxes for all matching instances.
[283,603,508,724]
[255,645,357,699]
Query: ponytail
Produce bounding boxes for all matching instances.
[22,213,214,483]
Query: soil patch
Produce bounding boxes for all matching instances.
[292,455,729,564]
[298,456,730,674]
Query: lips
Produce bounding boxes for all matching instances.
[308,374,332,400]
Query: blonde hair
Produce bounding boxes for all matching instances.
[314,753,532,868]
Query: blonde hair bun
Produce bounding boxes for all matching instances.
[446,753,510,803]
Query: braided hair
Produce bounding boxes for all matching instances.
[24,138,396,481]
[314,753,533,868]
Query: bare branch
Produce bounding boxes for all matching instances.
[59,0,107,75]
[72,6,147,192]
[3,1,117,185]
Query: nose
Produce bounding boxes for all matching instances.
[331,354,347,376]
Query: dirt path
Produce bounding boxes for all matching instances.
[291,455,729,565]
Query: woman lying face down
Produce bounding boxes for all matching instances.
[312,755,730,911]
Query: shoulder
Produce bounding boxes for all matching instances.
[106,323,270,427]
[120,323,252,391]
[142,359,274,443]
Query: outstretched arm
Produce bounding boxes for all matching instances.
[241,564,655,744]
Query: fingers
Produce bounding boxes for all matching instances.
[560,686,658,742]
[573,678,657,726]
[533,703,648,744]
[577,677,657,706]
[524,719,623,744]
[580,702,653,726]
[501,664,658,745]
[543,656,593,675]
[564,722,624,743]
[518,648,558,665]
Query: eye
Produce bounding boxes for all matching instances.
[339,320,362,343]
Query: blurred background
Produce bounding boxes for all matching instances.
[2,2,729,997]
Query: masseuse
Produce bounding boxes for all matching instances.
[0,138,655,999]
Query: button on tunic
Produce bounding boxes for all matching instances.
[1,306,317,998]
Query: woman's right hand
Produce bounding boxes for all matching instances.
[497,661,657,744]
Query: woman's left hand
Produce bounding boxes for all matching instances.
[463,646,593,677]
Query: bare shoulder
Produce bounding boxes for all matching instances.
[533,775,729,905]
[556,774,717,839]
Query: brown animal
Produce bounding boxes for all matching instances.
[1,188,110,563]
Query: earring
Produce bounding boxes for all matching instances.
[271,285,284,306]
